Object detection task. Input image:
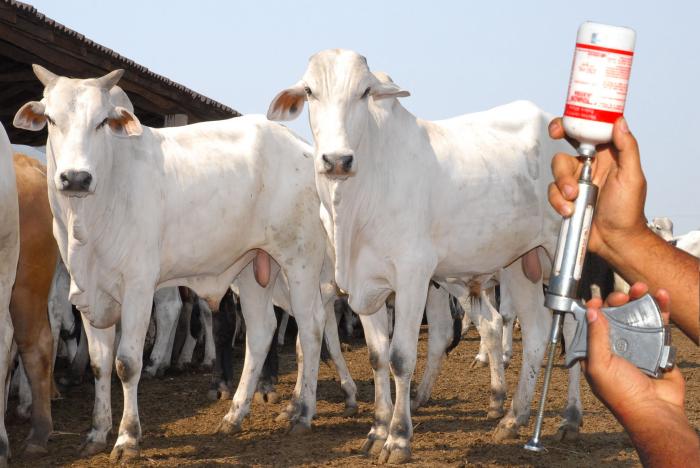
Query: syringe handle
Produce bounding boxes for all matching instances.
[563,294,675,377]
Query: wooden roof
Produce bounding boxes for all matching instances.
[0,0,240,145]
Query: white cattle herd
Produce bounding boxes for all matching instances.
[0,50,697,465]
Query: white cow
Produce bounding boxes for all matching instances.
[675,230,700,258]
[0,123,19,468]
[269,49,574,463]
[14,65,338,462]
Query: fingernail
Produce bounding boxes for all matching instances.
[562,203,573,216]
[563,185,575,199]
[548,119,560,134]
[586,308,598,324]
[618,117,629,134]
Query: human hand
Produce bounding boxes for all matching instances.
[548,117,650,259]
[583,282,685,428]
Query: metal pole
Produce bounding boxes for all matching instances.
[524,311,563,452]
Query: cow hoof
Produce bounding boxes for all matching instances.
[470,358,488,369]
[254,391,265,404]
[487,408,505,420]
[360,437,386,456]
[79,440,107,457]
[207,389,219,401]
[378,445,411,464]
[22,442,47,456]
[217,419,242,435]
[200,361,213,371]
[275,410,292,422]
[219,389,232,401]
[493,422,519,442]
[0,456,7,468]
[266,391,280,404]
[109,443,140,463]
[287,422,311,435]
[342,404,358,418]
[557,421,581,442]
[340,343,352,352]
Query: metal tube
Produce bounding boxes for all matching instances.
[524,311,564,452]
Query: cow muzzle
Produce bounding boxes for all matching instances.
[320,152,355,178]
[59,170,94,195]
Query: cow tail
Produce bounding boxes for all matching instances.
[445,295,464,355]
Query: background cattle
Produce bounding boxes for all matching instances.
[0,146,57,466]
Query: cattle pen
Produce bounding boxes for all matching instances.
[1,1,699,467]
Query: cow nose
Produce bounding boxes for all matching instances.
[321,153,354,175]
[59,170,93,192]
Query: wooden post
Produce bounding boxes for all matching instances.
[163,113,188,127]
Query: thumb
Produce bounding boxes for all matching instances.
[586,306,613,371]
[611,117,643,175]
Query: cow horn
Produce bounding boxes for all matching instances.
[95,69,125,89]
[32,64,59,87]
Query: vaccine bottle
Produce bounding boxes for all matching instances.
[563,21,636,156]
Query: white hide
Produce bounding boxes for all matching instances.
[675,230,700,258]
[269,49,570,462]
[0,123,19,467]
[15,67,332,461]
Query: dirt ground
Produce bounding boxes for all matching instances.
[7,324,700,467]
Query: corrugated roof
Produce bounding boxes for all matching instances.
[4,0,239,116]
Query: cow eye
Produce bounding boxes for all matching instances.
[303,86,312,96]
[96,118,109,130]
[361,87,371,99]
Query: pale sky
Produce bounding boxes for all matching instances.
[27,0,700,235]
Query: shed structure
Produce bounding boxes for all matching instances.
[0,0,240,146]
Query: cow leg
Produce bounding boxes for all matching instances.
[13,298,53,456]
[277,311,289,346]
[67,322,89,385]
[557,316,582,440]
[494,263,549,441]
[0,303,13,467]
[219,265,276,433]
[378,276,431,465]
[255,331,279,404]
[175,298,196,370]
[501,316,514,367]
[198,299,216,369]
[322,296,357,416]
[78,321,115,456]
[475,292,507,419]
[278,271,324,433]
[412,284,452,411]
[15,360,30,420]
[358,306,392,456]
[109,289,153,463]
[211,295,236,401]
[144,288,182,378]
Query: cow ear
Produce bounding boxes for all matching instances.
[107,106,142,137]
[13,101,47,131]
[370,81,410,101]
[267,81,306,121]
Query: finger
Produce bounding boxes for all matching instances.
[586,296,604,310]
[586,306,613,372]
[611,117,643,175]
[604,291,629,308]
[550,152,580,201]
[548,182,574,217]
[548,117,580,148]
[653,288,672,325]
[628,282,650,301]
